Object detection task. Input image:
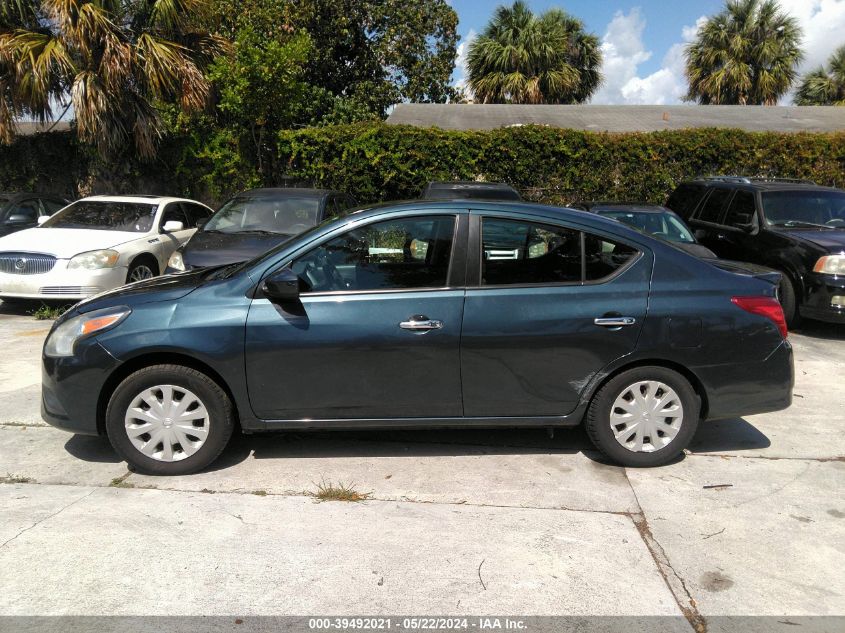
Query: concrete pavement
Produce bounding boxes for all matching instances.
[0,302,843,628]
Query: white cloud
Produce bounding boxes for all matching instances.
[453,28,476,98]
[779,0,845,71]
[592,9,652,104]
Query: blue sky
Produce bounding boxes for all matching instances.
[449,1,845,104]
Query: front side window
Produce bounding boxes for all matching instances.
[8,199,40,223]
[481,218,581,285]
[291,215,456,293]
[160,204,189,228]
[724,191,757,228]
[205,194,322,235]
[41,201,158,232]
[762,190,845,228]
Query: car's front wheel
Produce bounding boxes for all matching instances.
[105,365,235,475]
[585,366,700,467]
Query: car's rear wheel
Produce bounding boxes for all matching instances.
[585,366,699,467]
[105,365,235,475]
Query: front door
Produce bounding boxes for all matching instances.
[245,212,466,420]
[460,214,652,417]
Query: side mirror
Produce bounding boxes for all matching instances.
[162,220,184,233]
[261,267,301,302]
[6,214,31,225]
[37,215,50,225]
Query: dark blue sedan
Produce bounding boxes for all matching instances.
[41,201,794,474]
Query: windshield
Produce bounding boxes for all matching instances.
[762,190,845,228]
[600,210,696,243]
[205,194,322,235]
[40,200,157,232]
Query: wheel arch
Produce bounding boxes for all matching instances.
[127,252,160,277]
[96,352,240,436]
[584,358,710,421]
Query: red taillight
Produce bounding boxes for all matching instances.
[731,296,788,338]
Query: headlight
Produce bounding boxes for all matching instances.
[67,249,120,270]
[44,307,131,357]
[813,255,845,275]
[168,249,186,272]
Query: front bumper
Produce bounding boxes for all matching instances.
[801,272,845,324]
[0,262,128,300]
[41,338,121,436]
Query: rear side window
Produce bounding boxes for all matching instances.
[666,184,705,219]
[724,191,756,228]
[696,188,733,224]
[480,218,639,286]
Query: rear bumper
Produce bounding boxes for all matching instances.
[801,272,845,324]
[696,340,794,420]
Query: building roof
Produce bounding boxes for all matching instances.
[386,104,845,133]
[15,121,71,135]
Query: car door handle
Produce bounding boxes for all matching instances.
[594,317,636,327]
[399,316,443,331]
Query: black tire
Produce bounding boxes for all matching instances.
[585,366,700,467]
[105,364,235,475]
[776,272,800,329]
[126,256,159,284]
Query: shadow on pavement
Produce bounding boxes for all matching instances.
[791,320,845,341]
[63,434,122,463]
[688,417,771,453]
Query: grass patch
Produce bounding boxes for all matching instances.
[30,303,70,320]
[1,473,33,484]
[312,479,370,503]
[109,472,134,488]
[251,489,268,497]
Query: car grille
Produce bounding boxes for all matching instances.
[38,286,102,296]
[0,253,57,275]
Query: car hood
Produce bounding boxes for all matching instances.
[182,230,293,268]
[73,268,209,314]
[780,229,845,253]
[0,227,143,258]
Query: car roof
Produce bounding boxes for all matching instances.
[579,202,674,214]
[683,178,842,193]
[233,188,336,198]
[79,195,205,205]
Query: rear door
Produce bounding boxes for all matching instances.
[460,212,652,417]
[245,210,468,421]
[689,187,734,254]
[713,189,760,262]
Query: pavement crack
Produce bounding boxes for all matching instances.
[0,488,96,551]
[624,469,706,633]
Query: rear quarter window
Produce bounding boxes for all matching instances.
[666,184,706,219]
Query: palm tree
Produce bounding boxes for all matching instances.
[795,45,845,105]
[466,1,602,104]
[0,0,228,157]
[685,0,803,105]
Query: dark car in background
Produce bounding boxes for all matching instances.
[0,192,67,237]
[422,181,522,201]
[42,200,792,476]
[166,188,356,273]
[572,202,717,259]
[667,177,845,326]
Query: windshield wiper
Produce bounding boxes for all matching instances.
[773,220,835,230]
[237,229,286,235]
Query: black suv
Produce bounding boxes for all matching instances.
[667,177,845,326]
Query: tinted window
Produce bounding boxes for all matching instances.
[7,199,39,222]
[206,194,321,235]
[183,203,212,227]
[42,199,66,214]
[481,218,582,286]
[696,188,732,224]
[762,190,845,227]
[724,191,756,227]
[666,184,706,219]
[41,201,157,232]
[160,203,189,228]
[584,235,639,281]
[292,216,456,292]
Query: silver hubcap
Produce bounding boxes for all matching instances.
[129,265,154,282]
[124,385,210,462]
[610,380,684,453]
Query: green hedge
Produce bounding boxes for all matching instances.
[277,123,845,205]
[1,123,843,207]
